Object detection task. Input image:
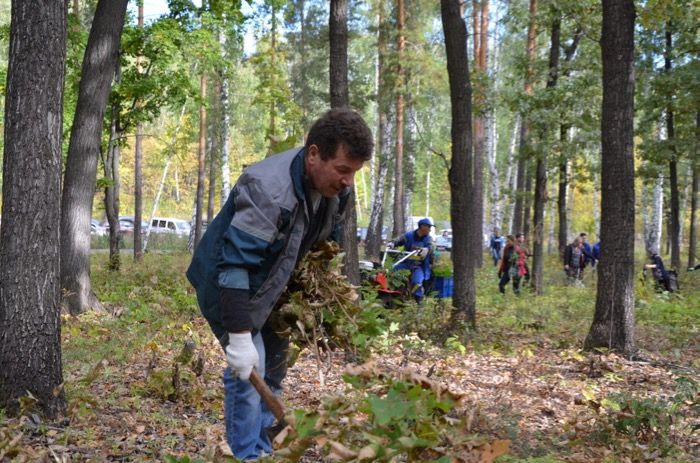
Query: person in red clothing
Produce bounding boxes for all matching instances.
[498,235,524,294]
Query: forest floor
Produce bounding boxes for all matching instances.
[1,252,698,462]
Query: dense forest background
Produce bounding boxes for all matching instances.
[0,0,694,250]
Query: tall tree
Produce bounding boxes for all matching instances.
[689,112,699,268]
[329,0,360,285]
[585,0,636,355]
[194,74,208,249]
[392,0,406,237]
[664,24,681,270]
[441,0,477,327]
[472,0,488,266]
[0,0,66,417]
[60,0,129,314]
[511,0,538,235]
[531,12,561,294]
[366,1,391,260]
[556,26,582,256]
[134,0,145,261]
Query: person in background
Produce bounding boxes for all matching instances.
[489,228,504,267]
[564,237,586,284]
[498,235,524,295]
[644,252,676,292]
[579,232,595,268]
[388,218,435,304]
[515,232,531,285]
[186,108,373,461]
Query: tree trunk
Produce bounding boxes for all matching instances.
[207,116,217,223]
[366,4,390,261]
[392,0,406,237]
[134,0,144,262]
[664,26,680,270]
[471,0,488,267]
[512,0,538,236]
[557,125,569,255]
[404,99,417,220]
[512,126,528,234]
[547,181,556,254]
[644,175,664,255]
[329,0,359,284]
[531,13,560,294]
[441,0,476,328]
[329,0,349,108]
[503,116,519,232]
[585,0,636,355]
[219,31,231,203]
[688,112,699,268]
[60,0,128,314]
[0,0,66,418]
[104,102,122,272]
[194,74,207,249]
[523,168,533,238]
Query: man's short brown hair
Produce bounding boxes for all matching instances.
[305,108,373,162]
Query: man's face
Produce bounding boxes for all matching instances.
[305,143,365,198]
[417,225,431,237]
[517,234,525,244]
[580,235,587,243]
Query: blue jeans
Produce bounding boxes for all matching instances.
[223,326,289,460]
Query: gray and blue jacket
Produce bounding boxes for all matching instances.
[186,147,349,341]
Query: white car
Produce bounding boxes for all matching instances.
[149,217,191,236]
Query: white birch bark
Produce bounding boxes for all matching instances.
[644,175,664,255]
[505,116,520,234]
[219,31,231,203]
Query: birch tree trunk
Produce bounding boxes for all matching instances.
[392,0,406,236]
[366,2,390,260]
[503,117,519,232]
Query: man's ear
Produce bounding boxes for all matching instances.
[306,144,320,165]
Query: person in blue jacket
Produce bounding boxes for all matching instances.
[489,228,504,266]
[389,218,435,303]
[186,108,373,461]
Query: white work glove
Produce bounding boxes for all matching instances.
[225,332,259,381]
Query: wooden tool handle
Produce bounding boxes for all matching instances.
[249,368,286,424]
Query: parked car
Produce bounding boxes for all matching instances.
[101,216,148,235]
[149,217,191,236]
[357,226,389,242]
[90,219,106,236]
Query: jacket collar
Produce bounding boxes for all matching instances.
[290,147,306,202]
